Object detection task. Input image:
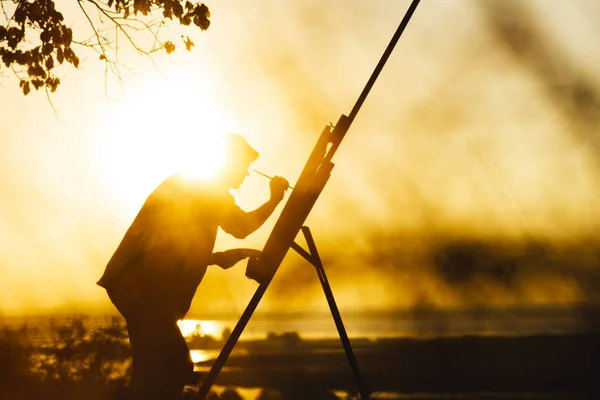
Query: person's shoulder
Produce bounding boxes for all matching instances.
[132,175,179,211]
[158,174,181,189]
[159,175,234,200]
[151,174,186,196]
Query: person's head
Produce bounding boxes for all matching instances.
[220,132,259,189]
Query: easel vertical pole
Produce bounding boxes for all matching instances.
[300,227,370,400]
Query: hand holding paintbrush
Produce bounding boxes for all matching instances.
[251,169,294,190]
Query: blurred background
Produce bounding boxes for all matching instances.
[0,0,599,338]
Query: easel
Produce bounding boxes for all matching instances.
[195,1,422,398]
[290,226,369,398]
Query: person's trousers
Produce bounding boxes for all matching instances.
[125,311,194,400]
[106,281,194,400]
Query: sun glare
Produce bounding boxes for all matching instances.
[171,130,228,181]
[90,73,239,216]
[177,319,224,337]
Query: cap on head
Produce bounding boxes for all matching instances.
[225,132,259,164]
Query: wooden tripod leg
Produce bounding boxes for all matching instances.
[194,282,269,399]
[298,226,371,400]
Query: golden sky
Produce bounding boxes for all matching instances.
[1,0,599,317]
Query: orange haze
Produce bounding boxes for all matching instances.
[1,0,599,317]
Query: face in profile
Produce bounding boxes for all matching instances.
[219,133,258,190]
[223,159,252,190]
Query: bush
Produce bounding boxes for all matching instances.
[1,315,132,400]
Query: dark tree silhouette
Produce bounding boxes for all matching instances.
[0,0,210,95]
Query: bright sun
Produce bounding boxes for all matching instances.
[168,128,228,181]
[91,74,239,216]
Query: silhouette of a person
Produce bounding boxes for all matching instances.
[96,133,288,399]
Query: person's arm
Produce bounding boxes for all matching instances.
[220,176,289,239]
[210,248,262,269]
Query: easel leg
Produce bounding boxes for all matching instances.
[194,282,269,399]
[293,226,371,399]
[196,227,370,399]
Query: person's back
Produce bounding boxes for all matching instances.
[99,174,238,319]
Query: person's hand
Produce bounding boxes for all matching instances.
[210,248,261,270]
[269,176,289,203]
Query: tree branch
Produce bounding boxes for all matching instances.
[86,0,158,56]
[1,0,211,100]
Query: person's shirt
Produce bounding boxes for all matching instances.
[96,174,246,290]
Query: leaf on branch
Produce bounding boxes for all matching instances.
[40,30,50,42]
[164,41,176,54]
[22,81,30,96]
[14,6,27,24]
[134,0,152,16]
[202,4,211,19]
[15,51,28,65]
[29,2,42,19]
[32,79,44,90]
[7,27,24,49]
[42,42,53,56]
[64,28,73,46]
[47,77,60,93]
[1,51,13,68]
[192,4,210,30]
[173,2,184,18]
[99,54,106,60]
[64,47,74,63]
[184,36,194,51]
[45,56,54,70]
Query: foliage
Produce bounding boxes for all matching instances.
[0,323,35,390]
[0,315,131,399]
[35,315,131,383]
[0,315,246,399]
[0,316,352,399]
[0,0,211,95]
